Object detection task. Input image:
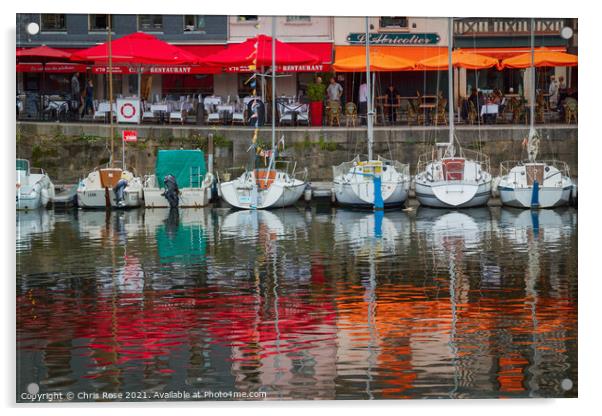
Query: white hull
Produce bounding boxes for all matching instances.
[333,180,409,207]
[77,170,143,209]
[144,187,212,208]
[332,157,410,208]
[498,162,573,209]
[220,178,305,209]
[499,186,571,208]
[415,180,491,208]
[16,162,55,210]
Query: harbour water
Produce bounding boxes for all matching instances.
[16,204,577,401]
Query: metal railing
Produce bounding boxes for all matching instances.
[499,159,570,178]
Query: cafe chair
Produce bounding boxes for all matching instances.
[327,100,341,127]
[141,102,155,123]
[206,104,220,124]
[564,101,577,124]
[169,101,185,125]
[432,98,448,126]
[232,102,246,125]
[406,100,419,125]
[467,101,478,125]
[297,104,309,125]
[344,102,358,127]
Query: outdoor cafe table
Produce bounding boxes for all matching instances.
[279,102,306,126]
[151,104,169,124]
[481,103,499,124]
[419,103,436,125]
[216,104,234,124]
[97,102,116,123]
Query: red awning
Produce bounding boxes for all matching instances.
[17,63,87,73]
[71,32,202,65]
[223,42,332,72]
[16,45,72,63]
[203,35,321,69]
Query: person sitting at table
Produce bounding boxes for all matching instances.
[385,85,399,123]
[461,88,479,122]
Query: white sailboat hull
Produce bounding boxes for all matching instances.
[333,180,409,207]
[499,185,571,208]
[332,157,411,208]
[498,163,573,208]
[416,181,491,208]
[219,172,305,210]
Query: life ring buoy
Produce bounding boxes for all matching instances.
[120,103,137,119]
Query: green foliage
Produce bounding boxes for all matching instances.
[318,136,337,151]
[211,133,232,149]
[306,82,326,102]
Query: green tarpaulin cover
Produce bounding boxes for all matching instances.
[155,150,207,189]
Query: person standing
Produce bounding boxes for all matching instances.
[359,81,368,125]
[548,75,559,109]
[385,84,399,123]
[81,79,94,117]
[327,77,343,104]
[71,72,81,119]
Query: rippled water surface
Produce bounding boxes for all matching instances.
[16,205,577,400]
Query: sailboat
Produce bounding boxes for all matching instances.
[16,159,55,210]
[332,18,410,209]
[218,18,307,210]
[497,19,573,209]
[76,16,143,209]
[414,17,492,209]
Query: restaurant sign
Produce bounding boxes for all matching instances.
[346,33,441,45]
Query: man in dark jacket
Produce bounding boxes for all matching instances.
[163,174,179,208]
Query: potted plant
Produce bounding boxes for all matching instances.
[307,80,326,126]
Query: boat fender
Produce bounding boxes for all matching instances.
[41,188,50,207]
[426,171,434,182]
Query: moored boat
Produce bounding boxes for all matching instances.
[16,159,55,210]
[143,149,213,208]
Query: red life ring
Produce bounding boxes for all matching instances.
[120,102,136,119]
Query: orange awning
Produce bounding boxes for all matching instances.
[458,46,566,60]
[416,50,500,70]
[499,50,578,69]
[334,46,446,72]
[333,49,414,72]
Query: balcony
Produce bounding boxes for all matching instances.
[454,18,565,36]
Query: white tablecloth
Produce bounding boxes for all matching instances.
[97,102,116,113]
[204,96,222,106]
[216,105,234,113]
[151,104,169,113]
[480,104,499,116]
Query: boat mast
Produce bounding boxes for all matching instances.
[448,17,454,147]
[108,15,114,168]
[365,16,373,161]
[530,17,535,136]
[272,17,276,152]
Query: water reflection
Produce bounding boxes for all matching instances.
[16,206,577,400]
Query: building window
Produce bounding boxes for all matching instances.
[40,14,66,31]
[184,15,206,32]
[379,16,409,30]
[138,15,163,32]
[89,14,110,31]
[286,16,311,23]
[237,16,258,22]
